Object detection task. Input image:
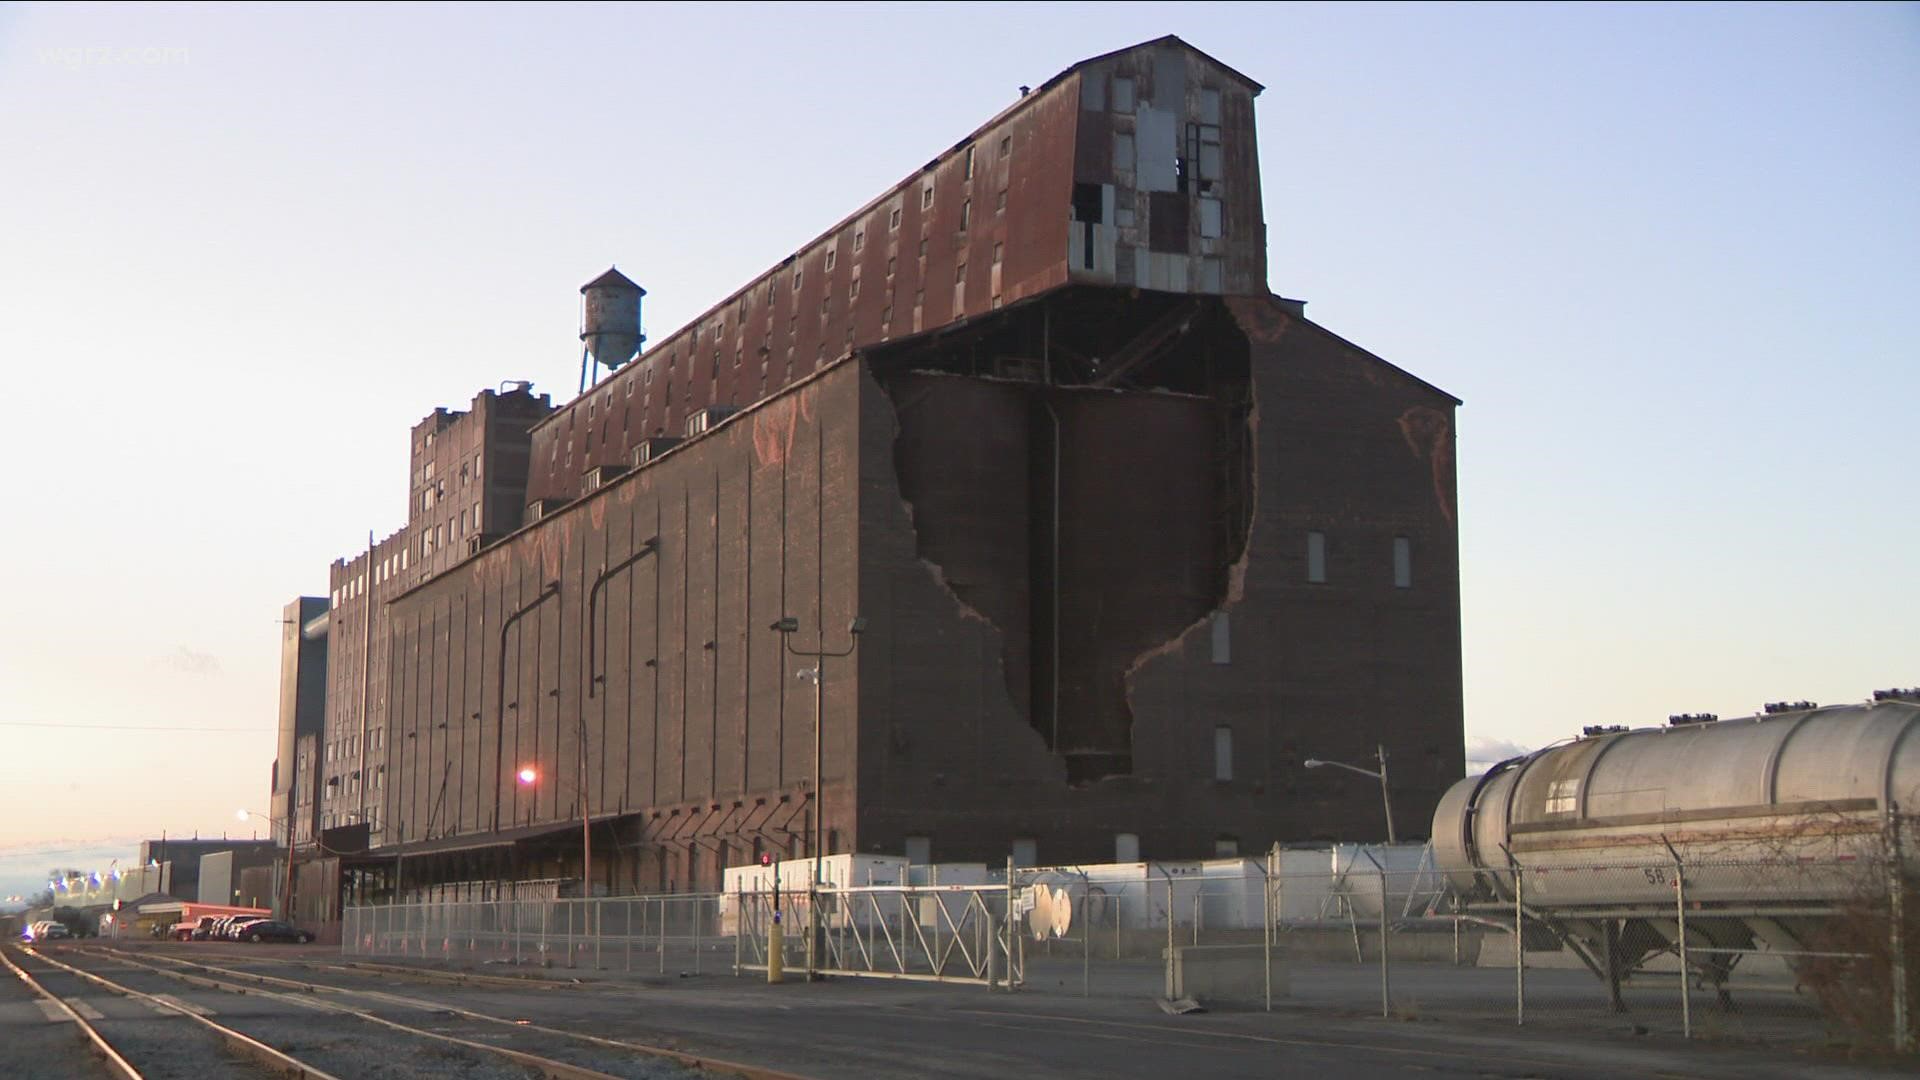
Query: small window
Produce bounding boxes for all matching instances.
[853,227,865,252]
[824,248,836,271]
[1011,837,1037,868]
[1198,197,1223,239]
[921,184,934,209]
[792,269,803,291]
[886,256,896,277]
[999,134,1011,157]
[1393,537,1412,589]
[1213,837,1239,858]
[995,189,1007,213]
[955,262,967,283]
[918,238,928,258]
[904,836,931,865]
[991,241,1003,265]
[1111,76,1135,113]
[959,199,970,230]
[1307,531,1327,583]
[1114,131,1135,172]
[1114,833,1140,863]
[889,206,902,230]
[963,145,975,179]
[1214,726,1233,781]
[1209,612,1229,664]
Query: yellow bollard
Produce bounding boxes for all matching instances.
[767,917,785,983]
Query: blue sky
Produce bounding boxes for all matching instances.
[0,3,1914,865]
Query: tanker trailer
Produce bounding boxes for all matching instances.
[1431,694,1919,1005]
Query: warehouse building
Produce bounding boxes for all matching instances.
[276,36,1463,904]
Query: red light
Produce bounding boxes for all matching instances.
[759,853,772,867]
[517,767,537,785]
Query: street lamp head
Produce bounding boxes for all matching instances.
[1303,759,1325,769]
[517,766,538,785]
[847,616,867,635]
[236,809,251,821]
[771,617,799,633]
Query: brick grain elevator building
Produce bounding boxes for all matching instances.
[284,36,1464,900]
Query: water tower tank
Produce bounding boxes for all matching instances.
[580,267,645,371]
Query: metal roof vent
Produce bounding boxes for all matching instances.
[1666,713,1719,727]
[1762,701,1818,714]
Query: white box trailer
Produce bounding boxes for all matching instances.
[720,855,996,936]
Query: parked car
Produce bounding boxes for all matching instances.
[236,920,313,944]
[184,916,220,941]
[224,916,269,940]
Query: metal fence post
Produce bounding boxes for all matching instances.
[1164,869,1176,1001]
[1514,864,1525,1026]
[1261,858,1273,1013]
[1889,803,1911,1053]
[694,896,703,975]
[567,900,576,968]
[1377,858,1391,1019]
[1671,845,1691,1039]
[658,895,666,974]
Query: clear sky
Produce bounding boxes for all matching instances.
[0,3,1914,879]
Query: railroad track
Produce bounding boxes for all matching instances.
[6,941,755,1080]
[2,942,340,1080]
[57,943,803,1080]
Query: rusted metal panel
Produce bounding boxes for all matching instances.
[379,366,868,881]
[526,47,1118,507]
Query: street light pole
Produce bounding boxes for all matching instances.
[1302,745,1397,844]
[770,615,865,980]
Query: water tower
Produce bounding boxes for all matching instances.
[579,267,646,393]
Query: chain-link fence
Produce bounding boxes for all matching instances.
[342,893,728,974]
[338,837,1916,1053]
[1007,844,1915,1052]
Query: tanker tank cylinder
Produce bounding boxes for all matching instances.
[579,266,647,374]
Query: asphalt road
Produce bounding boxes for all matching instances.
[39,940,1903,1080]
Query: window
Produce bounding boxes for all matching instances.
[955,262,967,283]
[889,206,902,230]
[963,144,975,179]
[853,227,864,252]
[851,276,860,298]
[1198,197,1223,239]
[917,238,928,258]
[998,134,1011,157]
[996,189,1007,213]
[1111,76,1135,113]
[824,248,836,271]
[1213,837,1240,858]
[1114,131,1135,172]
[1114,833,1140,863]
[792,269,803,291]
[1214,726,1233,781]
[959,199,970,230]
[1210,612,1230,664]
[886,256,896,277]
[921,183,934,209]
[1011,837,1037,868]
[1393,537,1412,588]
[1307,531,1327,583]
[904,836,931,865]
[991,241,1003,265]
